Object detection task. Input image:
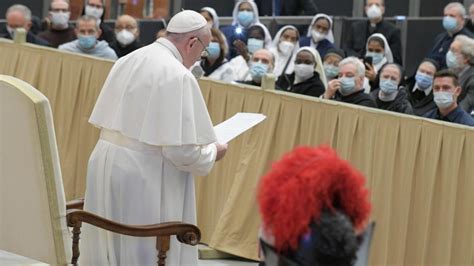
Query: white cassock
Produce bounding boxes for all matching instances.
[79,37,218,266]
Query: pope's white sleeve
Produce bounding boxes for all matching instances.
[162,144,217,176]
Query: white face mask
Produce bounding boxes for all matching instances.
[50,11,70,29]
[116,29,136,46]
[433,91,455,109]
[311,30,326,43]
[294,63,314,81]
[367,4,382,20]
[278,41,295,56]
[85,5,104,19]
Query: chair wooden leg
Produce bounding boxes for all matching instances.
[156,235,170,266]
[71,222,82,265]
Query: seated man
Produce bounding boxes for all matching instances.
[370,63,413,114]
[109,15,143,58]
[59,15,117,60]
[0,4,49,46]
[236,48,274,87]
[38,0,76,48]
[322,57,376,108]
[258,146,371,265]
[424,70,474,126]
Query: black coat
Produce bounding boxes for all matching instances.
[276,72,325,97]
[405,77,437,117]
[427,28,472,69]
[370,88,414,115]
[335,90,376,108]
[343,19,403,65]
[0,27,49,46]
[109,39,143,58]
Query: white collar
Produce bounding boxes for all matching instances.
[156,38,183,63]
[413,83,432,96]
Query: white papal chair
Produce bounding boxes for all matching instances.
[0,75,200,265]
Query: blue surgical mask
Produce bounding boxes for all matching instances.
[442,16,458,32]
[237,11,254,27]
[324,64,339,79]
[247,38,264,54]
[206,42,221,60]
[366,51,384,65]
[250,62,269,82]
[339,77,356,95]
[415,72,433,89]
[446,50,460,69]
[78,35,96,49]
[379,78,398,94]
[433,91,454,109]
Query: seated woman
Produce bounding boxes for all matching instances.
[270,26,300,78]
[276,47,326,97]
[191,28,234,82]
[299,14,335,58]
[258,146,372,266]
[200,7,220,29]
[221,0,272,59]
[323,47,345,81]
[370,63,413,114]
[363,33,394,92]
[404,58,439,116]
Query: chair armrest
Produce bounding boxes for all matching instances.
[66,209,200,244]
[66,198,84,210]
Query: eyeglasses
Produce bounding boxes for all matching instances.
[195,37,209,58]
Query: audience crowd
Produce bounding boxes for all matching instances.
[2,0,474,126]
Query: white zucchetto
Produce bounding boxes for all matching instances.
[167,10,207,33]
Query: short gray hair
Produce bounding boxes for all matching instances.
[454,35,474,65]
[444,2,466,17]
[339,56,365,77]
[77,15,99,30]
[6,4,32,21]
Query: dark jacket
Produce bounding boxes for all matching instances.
[276,72,325,97]
[109,39,143,58]
[279,0,318,16]
[405,77,437,117]
[424,106,474,126]
[427,28,472,69]
[38,26,76,48]
[458,66,474,114]
[334,90,376,108]
[343,19,402,65]
[370,88,414,115]
[237,80,261,87]
[299,37,334,58]
[0,27,49,46]
[465,20,474,35]
[99,23,115,43]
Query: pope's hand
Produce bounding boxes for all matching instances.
[215,143,228,161]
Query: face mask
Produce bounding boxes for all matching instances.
[433,91,454,109]
[294,63,314,81]
[379,78,398,94]
[206,41,221,60]
[237,11,254,27]
[442,16,458,32]
[247,38,264,54]
[78,35,96,49]
[339,77,356,95]
[366,51,384,65]
[278,41,295,56]
[50,11,70,29]
[415,72,433,89]
[85,5,104,19]
[116,29,136,46]
[367,4,382,20]
[250,62,269,82]
[311,30,326,43]
[446,50,463,69]
[324,63,339,79]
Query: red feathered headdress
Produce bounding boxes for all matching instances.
[257,145,371,252]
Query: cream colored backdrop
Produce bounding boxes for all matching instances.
[1,40,473,265]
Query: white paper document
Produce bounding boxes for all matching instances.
[214,113,266,144]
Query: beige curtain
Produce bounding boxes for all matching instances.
[1,40,474,265]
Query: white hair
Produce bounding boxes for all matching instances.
[6,4,32,21]
[455,35,474,65]
[445,2,466,17]
[339,57,365,77]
